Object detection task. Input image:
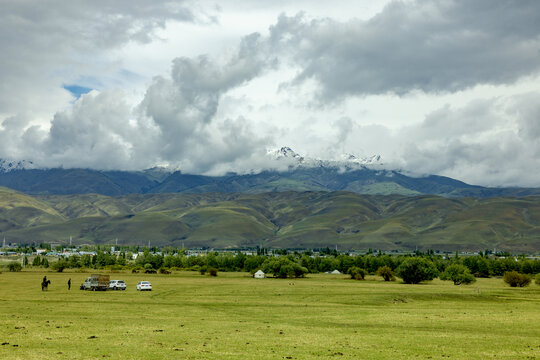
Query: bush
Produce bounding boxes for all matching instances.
[208,267,218,277]
[7,261,22,272]
[396,257,438,284]
[51,259,69,272]
[376,266,395,281]
[199,266,207,275]
[440,264,476,285]
[535,273,540,286]
[105,264,124,271]
[348,267,367,280]
[143,263,156,274]
[503,271,531,287]
[158,267,171,274]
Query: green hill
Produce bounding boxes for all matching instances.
[1,189,540,252]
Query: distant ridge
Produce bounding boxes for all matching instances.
[0,188,539,251]
[1,166,540,198]
[0,148,539,197]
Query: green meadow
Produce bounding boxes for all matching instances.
[0,271,539,360]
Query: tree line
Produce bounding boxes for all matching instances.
[22,251,540,279]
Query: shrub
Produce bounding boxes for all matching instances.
[503,271,531,287]
[376,266,395,281]
[199,266,207,275]
[144,263,156,274]
[440,264,476,285]
[535,273,540,286]
[8,261,22,272]
[158,267,171,274]
[51,259,69,272]
[208,267,218,277]
[348,267,367,280]
[396,257,438,284]
[105,264,124,271]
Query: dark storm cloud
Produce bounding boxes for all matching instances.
[269,0,540,99]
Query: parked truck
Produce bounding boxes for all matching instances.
[80,274,110,291]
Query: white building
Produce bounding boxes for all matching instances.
[253,270,265,279]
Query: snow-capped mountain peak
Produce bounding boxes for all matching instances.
[267,147,305,162]
[267,147,382,170]
[340,154,381,165]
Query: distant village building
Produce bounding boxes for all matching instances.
[253,270,265,279]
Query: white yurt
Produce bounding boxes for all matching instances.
[254,270,265,278]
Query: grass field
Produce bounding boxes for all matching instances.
[0,270,539,359]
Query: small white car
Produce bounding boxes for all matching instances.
[136,281,152,291]
[109,280,126,290]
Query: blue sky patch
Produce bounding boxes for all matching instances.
[63,84,93,99]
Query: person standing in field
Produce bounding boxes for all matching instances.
[68,278,71,290]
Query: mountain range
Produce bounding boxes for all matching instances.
[1,148,540,251]
[0,186,539,252]
[1,148,539,197]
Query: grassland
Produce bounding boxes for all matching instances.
[0,270,539,359]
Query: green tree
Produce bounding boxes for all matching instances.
[440,264,476,285]
[51,259,69,272]
[376,266,396,281]
[262,257,308,278]
[348,267,367,280]
[81,254,92,267]
[535,273,540,286]
[8,261,22,272]
[396,257,438,284]
[199,266,207,275]
[144,263,155,273]
[42,258,49,268]
[32,256,42,267]
[68,255,82,268]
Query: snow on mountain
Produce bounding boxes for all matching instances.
[0,159,37,173]
[266,147,383,170]
[266,147,305,162]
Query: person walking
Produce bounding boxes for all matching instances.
[68,278,71,290]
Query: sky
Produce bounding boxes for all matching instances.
[1,0,540,187]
